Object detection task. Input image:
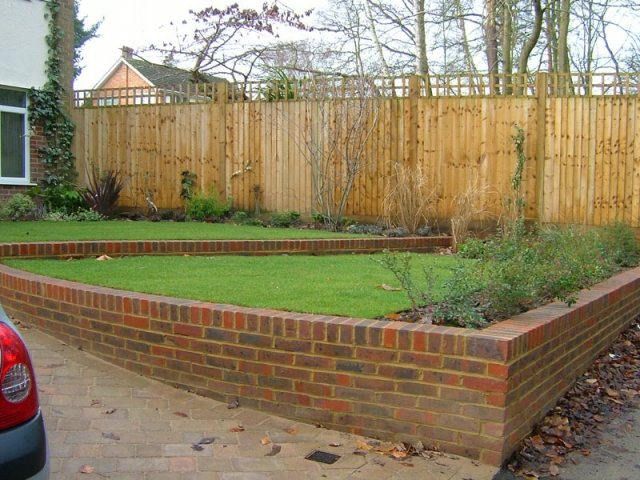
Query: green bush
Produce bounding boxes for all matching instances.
[230,211,265,227]
[186,185,231,221]
[269,210,301,228]
[1,194,37,221]
[376,221,640,329]
[29,184,85,214]
[43,210,103,222]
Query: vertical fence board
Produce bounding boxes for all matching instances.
[69,74,640,229]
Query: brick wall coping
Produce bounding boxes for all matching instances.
[0,235,451,259]
[1,238,639,466]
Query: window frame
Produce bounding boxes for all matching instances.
[0,88,31,186]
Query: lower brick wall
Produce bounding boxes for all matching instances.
[1,239,639,466]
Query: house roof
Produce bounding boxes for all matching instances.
[125,59,226,86]
[93,49,227,90]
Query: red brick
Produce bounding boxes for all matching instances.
[174,323,203,337]
[315,398,351,412]
[394,409,437,425]
[463,376,509,393]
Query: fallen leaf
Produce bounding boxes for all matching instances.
[286,427,298,435]
[96,255,112,261]
[356,440,373,451]
[373,457,386,466]
[173,411,188,418]
[229,426,245,432]
[376,283,402,291]
[91,399,101,406]
[79,465,95,474]
[101,432,120,440]
[191,444,204,451]
[260,437,271,445]
[227,397,240,409]
[265,444,281,456]
[329,442,343,447]
[605,388,620,398]
[549,463,560,476]
[104,408,117,415]
[199,437,215,445]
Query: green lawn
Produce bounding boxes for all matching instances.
[0,220,458,318]
[0,221,362,243]
[2,254,460,319]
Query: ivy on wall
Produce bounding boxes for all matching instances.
[27,0,76,188]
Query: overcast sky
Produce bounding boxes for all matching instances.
[75,0,324,89]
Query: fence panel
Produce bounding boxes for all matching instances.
[71,74,640,228]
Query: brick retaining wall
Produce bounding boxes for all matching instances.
[1,238,639,465]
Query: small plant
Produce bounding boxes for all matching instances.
[80,169,131,218]
[501,125,527,235]
[230,210,265,227]
[346,223,385,235]
[186,184,231,221]
[0,194,37,221]
[29,184,85,214]
[180,170,197,203]
[382,227,411,237]
[269,210,301,228]
[43,210,103,222]
[371,249,437,313]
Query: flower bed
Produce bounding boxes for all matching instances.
[1,238,639,466]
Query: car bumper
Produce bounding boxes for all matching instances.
[0,409,49,480]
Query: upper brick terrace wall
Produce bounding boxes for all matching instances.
[1,239,639,466]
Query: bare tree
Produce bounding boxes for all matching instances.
[148,3,311,81]
[283,76,381,230]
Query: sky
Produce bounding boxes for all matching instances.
[75,0,324,90]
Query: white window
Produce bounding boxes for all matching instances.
[0,88,30,185]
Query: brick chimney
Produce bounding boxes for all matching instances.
[121,46,134,59]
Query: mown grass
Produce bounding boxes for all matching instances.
[0,221,363,243]
[2,254,460,319]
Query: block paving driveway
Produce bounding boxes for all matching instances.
[22,325,501,480]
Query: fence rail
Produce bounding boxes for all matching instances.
[71,72,640,229]
[73,72,640,108]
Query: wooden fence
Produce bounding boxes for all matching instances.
[71,72,640,228]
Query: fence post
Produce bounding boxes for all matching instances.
[217,82,229,200]
[535,72,548,223]
[408,75,420,169]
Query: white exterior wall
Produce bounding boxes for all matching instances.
[0,0,48,89]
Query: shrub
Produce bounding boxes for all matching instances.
[29,184,85,214]
[80,169,131,218]
[269,210,301,228]
[1,194,37,221]
[186,185,231,221]
[382,227,411,237]
[375,221,639,329]
[43,210,103,222]
[346,223,385,235]
[230,211,265,227]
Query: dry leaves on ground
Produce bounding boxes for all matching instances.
[265,444,282,456]
[355,439,443,461]
[507,319,640,478]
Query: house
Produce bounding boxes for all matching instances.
[0,0,74,201]
[88,47,227,106]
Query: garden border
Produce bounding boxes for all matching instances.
[1,237,639,466]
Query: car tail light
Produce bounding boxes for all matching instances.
[0,324,39,430]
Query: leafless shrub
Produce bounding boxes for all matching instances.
[382,162,438,233]
[450,181,492,252]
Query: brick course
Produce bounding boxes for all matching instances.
[1,238,639,466]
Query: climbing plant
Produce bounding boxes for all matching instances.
[27,0,76,189]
